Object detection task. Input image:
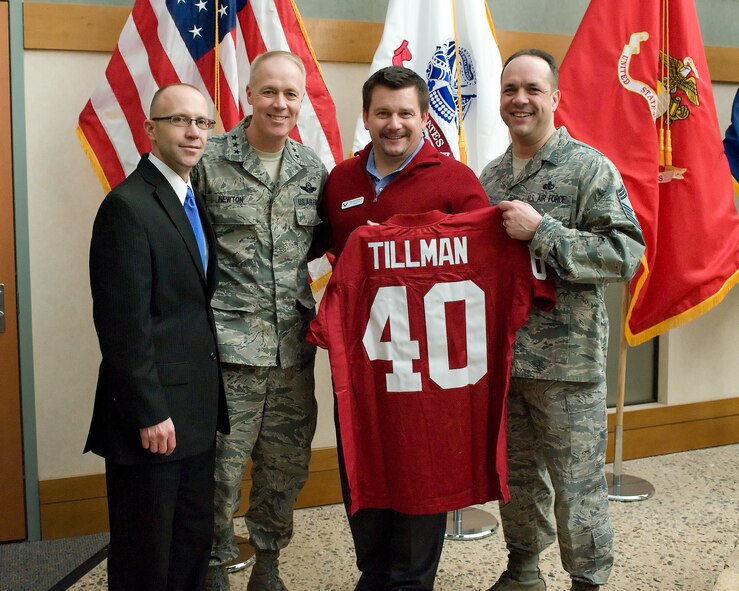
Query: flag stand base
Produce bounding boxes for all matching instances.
[225,535,256,573]
[607,472,655,502]
[444,507,497,540]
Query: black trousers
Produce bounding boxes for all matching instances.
[105,445,216,591]
[335,398,446,591]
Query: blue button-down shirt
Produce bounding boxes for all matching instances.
[366,139,426,194]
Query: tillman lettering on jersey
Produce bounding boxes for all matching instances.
[308,207,555,515]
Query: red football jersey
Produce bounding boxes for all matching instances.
[308,207,555,515]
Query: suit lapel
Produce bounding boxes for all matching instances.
[138,157,208,286]
[196,189,218,298]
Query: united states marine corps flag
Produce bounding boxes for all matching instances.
[555,0,739,346]
[353,0,508,176]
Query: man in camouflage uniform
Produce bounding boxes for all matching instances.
[192,51,327,591]
[479,49,645,591]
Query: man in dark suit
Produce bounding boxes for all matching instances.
[86,83,230,591]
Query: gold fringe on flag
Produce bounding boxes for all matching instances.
[76,126,112,194]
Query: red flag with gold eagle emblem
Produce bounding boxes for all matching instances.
[555,0,739,346]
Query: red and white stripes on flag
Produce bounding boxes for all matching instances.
[78,0,343,193]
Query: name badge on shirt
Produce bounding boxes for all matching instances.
[341,196,365,210]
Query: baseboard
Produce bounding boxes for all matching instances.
[39,398,738,540]
[606,398,739,461]
[39,447,342,540]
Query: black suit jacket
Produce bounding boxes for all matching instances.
[86,155,229,464]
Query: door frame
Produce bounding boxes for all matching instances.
[6,0,40,541]
[0,0,25,542]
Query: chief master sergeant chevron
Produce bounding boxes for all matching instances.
[479,49,645,591]
[191,51,327,591]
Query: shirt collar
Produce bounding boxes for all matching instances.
[148,153,190,205]
[366,138,425,191]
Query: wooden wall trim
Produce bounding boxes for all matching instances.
[39,399,739,539]
[23,3,739,82]
[24,3,131,54]
[605,398,739,462]
[39,447,343,539]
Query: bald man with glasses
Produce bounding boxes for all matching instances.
[86,83,229,591]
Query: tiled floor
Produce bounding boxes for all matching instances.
[71,444,739,590]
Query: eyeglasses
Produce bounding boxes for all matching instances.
[150,115,216,130]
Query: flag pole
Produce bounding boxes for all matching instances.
[606,283,655,502]
[443,0,497,542]
[445,507,497,541]
[450,0,468,165]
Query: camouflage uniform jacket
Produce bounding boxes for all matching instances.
[192,116,327,368]
[479,127,645,382]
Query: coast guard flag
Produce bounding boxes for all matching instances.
[555,0,739,346]
[724,89,739,196]
[78,0,343,193]
[353,0,508,176]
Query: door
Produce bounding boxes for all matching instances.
[0,0,26,542]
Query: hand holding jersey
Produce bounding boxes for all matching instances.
[309,207,554,515]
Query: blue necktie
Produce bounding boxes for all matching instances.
[184,186,207,272]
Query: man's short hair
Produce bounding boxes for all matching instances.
[362,66,430,114]
[250,50,306,81]
[502,48,559,89]
[149,83,201,117]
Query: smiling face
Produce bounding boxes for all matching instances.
[363,84,428,175]
[245,54,305,152]
[500,54,560,158]
[145,84,209,181]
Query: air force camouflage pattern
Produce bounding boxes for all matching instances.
[480,126,645,586]
[192,116,326,579]
[480,127,645,382]
[192,116,328,368]
[210,362,317,561]
[502,378,612,581]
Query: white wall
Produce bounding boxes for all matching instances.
[23,50,738,480]
[659,287,739,405]
[25,51,105,480]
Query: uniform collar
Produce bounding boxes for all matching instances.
[222,116,308,184]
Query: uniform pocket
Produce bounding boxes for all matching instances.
[294,198,321,227]
[521,183,577,227]
[212,291,258,313]
[206,196,260,226]
[566,520,614,578]
[563,383,607,480]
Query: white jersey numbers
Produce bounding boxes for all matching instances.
[362,285,422,392]
[362,280,488,392]
[530,253,547,280]
[425,281,487,389]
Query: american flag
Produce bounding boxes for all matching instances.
[78,0,343,192]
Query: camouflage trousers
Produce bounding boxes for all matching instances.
[209,360,317,566]
[500,377,613,585]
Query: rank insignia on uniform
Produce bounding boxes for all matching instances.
[300,181,317,193]
[543,181,555,190]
